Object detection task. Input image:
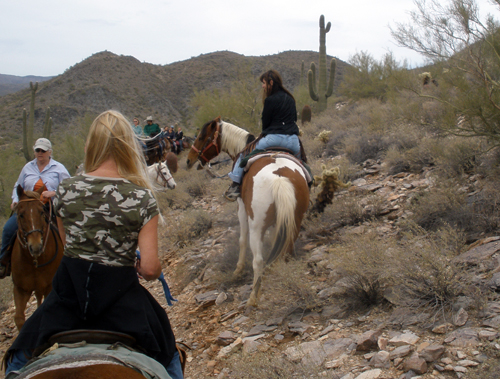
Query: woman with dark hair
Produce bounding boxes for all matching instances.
[225,69,301,201]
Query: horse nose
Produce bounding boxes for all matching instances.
[28,241,43,258]
[186,158,191,167]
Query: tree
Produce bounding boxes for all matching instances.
[390,0,500,146]
[338,51,407,101]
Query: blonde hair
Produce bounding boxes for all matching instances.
[84,110,154,192]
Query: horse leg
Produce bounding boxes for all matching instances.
[246,223,265,308]
[232,201,248,279]
[13,286,31,331]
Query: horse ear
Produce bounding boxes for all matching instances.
[35,185,46,195]
[17,184,24,198]
[215,116,221,122]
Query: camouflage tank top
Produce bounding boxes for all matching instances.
[53,175,159,267]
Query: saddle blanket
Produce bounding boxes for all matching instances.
[6,343,171,379]
[243,152,313,184]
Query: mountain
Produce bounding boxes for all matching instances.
[0,50,347,141]
[0,74,53,97]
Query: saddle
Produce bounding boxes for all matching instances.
[32,330,187,376]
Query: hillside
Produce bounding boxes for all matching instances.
[0,74,52,97]
[0,50,347,143]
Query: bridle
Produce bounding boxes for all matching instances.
[155,163,174,188]
[16,197,59,267]
[190,121,221,165]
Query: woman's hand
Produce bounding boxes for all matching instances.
[41,190,56,199]
[10,202,17,210]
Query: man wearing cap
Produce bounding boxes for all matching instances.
[143,116,161,137]
[0,138,70,278]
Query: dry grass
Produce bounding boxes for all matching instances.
[224,351,329,379]
[392,225,469,315]
[325,232,396,310]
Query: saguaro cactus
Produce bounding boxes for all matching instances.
[22,82,52,162]
[308,15,336,113]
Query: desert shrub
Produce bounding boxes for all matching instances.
[169,209,212,248]
[343,131,390,164]
[393,225,467,313]
[406,181,500,239]
[326,232,395,310]
[0,279,12,313]
[434,136,483,177]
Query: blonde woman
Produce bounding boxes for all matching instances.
[5,111,183,378]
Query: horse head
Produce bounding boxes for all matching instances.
[148,162,176,190]
[186,117,222,170]
[15,184,48,259]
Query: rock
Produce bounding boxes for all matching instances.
[216,331,236,346]
[356,330,382,352]
[354,369,382,379]
[323,338,356,359]
[389,345,412,360]
[432,323,453,334]
[478,329,499,341]
[216,337,243,358]
[444,328,479,347]
[482,315,500,328]
[419,344,445,362]
[265,317,283,326]
[242,339,261,354]
[377,336,388,351]
[288,321,312,334]
[369,351,391,368]
[389,332,420,346]
[247,324,276,336]
[325,353,347,369]
[403,353,428,374]
[215,292,228,306]
[456,359,478,367]
[453,308,468,326]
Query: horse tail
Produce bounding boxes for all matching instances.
[165,152,178,173]
[266,176,297,265]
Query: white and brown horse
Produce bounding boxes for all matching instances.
[186,117,309,307]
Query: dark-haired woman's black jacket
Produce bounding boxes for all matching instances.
[261,90,299,136]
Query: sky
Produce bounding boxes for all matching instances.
[1,0,499,77]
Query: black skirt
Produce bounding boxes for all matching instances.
[7,256,176,369]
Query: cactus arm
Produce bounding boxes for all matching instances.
[326,58,336,98]
[22,108,32,161]
[308,63,319,101]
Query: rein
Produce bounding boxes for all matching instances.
[190,121,221,164]
[16,197,60,267]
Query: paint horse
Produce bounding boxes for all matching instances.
[186,117,310,307]
[11,185,63,330]
[147,161,176,190]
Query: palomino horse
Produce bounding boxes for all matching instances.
[186,117,310,307]
[147,161,176,190]
[11,185,63,330]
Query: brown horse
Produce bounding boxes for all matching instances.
[186,117,310,307]
[11,185,63,330]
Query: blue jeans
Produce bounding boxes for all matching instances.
[228,134,301,184]
[1,214,17,260]
[6,349,183,378]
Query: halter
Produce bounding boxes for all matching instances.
[155,163,174,188]
[190,121,221,164]
[16,197,59,267]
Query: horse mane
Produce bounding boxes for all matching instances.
[220,121,253,158]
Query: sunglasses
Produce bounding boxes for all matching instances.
[35,148,47,153]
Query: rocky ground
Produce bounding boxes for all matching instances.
[1,160,499,379]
